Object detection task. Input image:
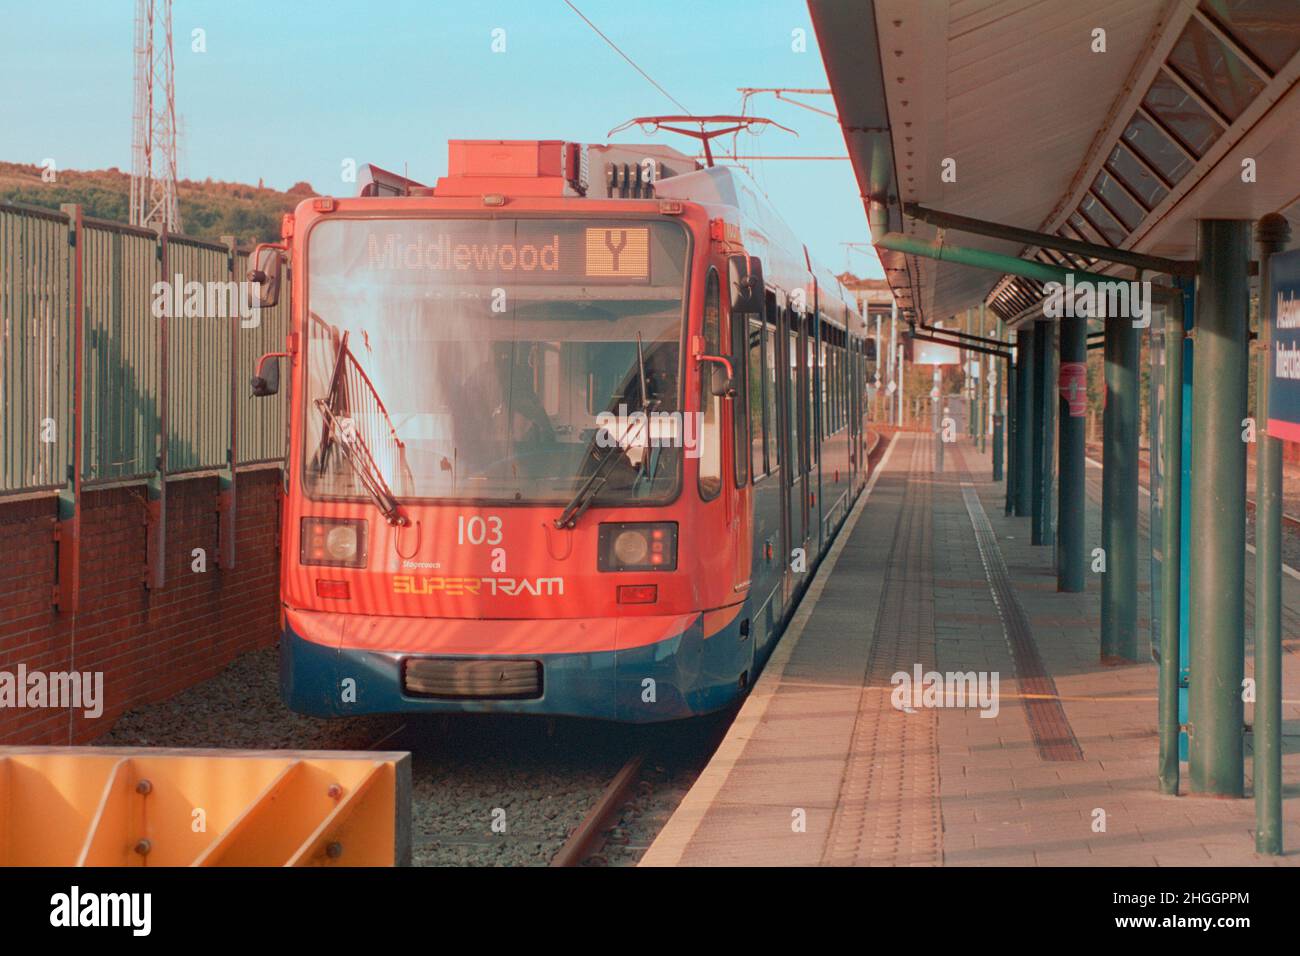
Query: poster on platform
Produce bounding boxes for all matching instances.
[1268,248,1300,442]
[913,341,961,365]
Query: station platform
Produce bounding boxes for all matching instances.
[641,432,1300,866]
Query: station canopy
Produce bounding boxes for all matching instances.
[809,0,1300,327]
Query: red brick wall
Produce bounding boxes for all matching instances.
[0,469,282,745]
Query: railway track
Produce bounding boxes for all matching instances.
[1085,441,1300,531]
[550,753,646,866]
[98,435,890,867]
[551,432,891,866]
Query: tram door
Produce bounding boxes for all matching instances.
[728,281,756,599]
[772,295,793,611]
[853,337,865,486]
[781,304,807,605]
[793,310,811,570]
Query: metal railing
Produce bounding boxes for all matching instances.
[0,200,289,495]
[0,200,292,609]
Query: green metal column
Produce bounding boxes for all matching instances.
[1159,293,1184,795]
[934,365,944,473]
[979,304,988,455]
[1005,361,1017,513]
[1057,313,1086,591]
[1015,327,1035,516]
[1040,321,1056,547]
[966,309,976,440]
[1254,214,1290,848]
[1031,321,1048,544]
[1188,219,1251,797]
[1101,313,1140,662]
[994,318,1005,482]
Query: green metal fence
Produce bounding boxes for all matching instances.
[0,200,289,497]
[0,204,73,493]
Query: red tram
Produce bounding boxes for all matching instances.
[248,139,871,721]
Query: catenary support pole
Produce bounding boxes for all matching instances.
[1015,327,1034,516]
[934,365,944,472]
[889,304,898,425]
[1040,321,1056,547]
[1188,219,1251,797]
[994,315,1005,482]
[897,343,904,425]
[967,309,976,440]
[979,304,988,455]
[1032,320,1048,544]
[875,314,883,420]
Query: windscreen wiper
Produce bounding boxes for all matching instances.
[315,401,406,524]
[553,333,658,530]
[314,330,410,526]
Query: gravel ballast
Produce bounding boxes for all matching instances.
[95,643,725,866]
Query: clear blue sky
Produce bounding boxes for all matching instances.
[0,0,882,278]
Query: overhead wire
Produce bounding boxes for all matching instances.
[562,1,692,116]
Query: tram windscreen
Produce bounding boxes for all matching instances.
[303,218,690,505]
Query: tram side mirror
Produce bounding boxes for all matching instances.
[693,338,737,399]
[247,244,284,310]
[250,352,281,397]
[710,366,735,398]
[728,254,765,314]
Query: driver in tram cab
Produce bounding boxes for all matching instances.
[463,344,556,450]
[590,339,679,491]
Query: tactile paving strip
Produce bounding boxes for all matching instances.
[823,436,944,865]
[960,482,1084,762]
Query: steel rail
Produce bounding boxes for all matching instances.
[550,754,645,867]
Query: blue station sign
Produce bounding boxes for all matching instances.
[1268,248,1300,443]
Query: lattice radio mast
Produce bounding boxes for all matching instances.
[130,0,181,232]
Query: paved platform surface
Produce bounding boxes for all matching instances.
[640,432,1300,866]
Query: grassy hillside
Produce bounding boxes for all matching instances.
[0,162,316,244]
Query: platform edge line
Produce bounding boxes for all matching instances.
[637,432,901,867]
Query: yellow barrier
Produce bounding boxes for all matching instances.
[0,747,411,866]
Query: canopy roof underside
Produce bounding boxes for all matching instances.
[810,0,1300,326]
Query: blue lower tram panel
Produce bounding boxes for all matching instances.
[280,610,754,723]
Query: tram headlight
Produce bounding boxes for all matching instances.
[597,522,677,572]
[300,517,368,568]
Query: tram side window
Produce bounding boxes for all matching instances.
[828,343,838,434]
[699,268,722,501]
[807,331,818,466]
[843,342,850,431]
[816,338,826,439]
[845,343,852,431]
[839,343,847,432]
[854,343,863,425]
[764,311,780,474]
[832,343,842,434]
[733,296,750,488]
[848,341,856,429]
[749,318,766,479]
[829,345,838,433]
[788,321,800,477]
[852,343,859,424]
[837,341,845,434]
